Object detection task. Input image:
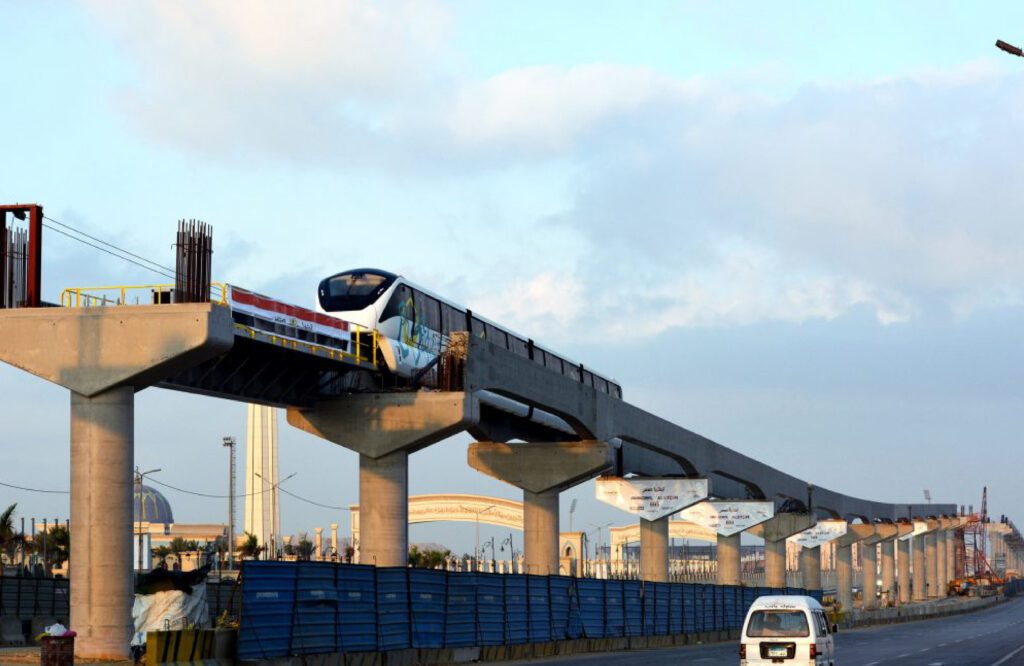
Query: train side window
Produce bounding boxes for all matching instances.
[413,290,440,331]
[380,284,413,323]
[471,317,487,338]
[485,323,508,349]
[509,336,529,357]
[441,303,464,334]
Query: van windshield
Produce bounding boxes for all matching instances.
[746,610,810,638]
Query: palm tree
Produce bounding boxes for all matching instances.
[153,545,172,568]
[295,533,314,561]
[0,504,16,574]
[37,525,70,571]
[239,532,264,560]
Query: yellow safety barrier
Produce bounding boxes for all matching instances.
[60,282,228,308]
[145,628,217,665]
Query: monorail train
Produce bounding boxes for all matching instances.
[315,268,622,399]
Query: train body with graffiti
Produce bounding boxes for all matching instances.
[316,268,622,399]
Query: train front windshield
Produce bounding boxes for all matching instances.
[318,270,395,312]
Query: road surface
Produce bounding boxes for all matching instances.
[504,597,1024,666]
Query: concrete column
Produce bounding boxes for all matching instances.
[801,546,821,590]
[946,525,957,581]
[330,523,339,560]
[912,534,926,602]
[926,530,939,599]
[898,537,911,604]
[358,451,408,566]
[836,542,853,611]
[936,528,947,593]
[765,539,787,588]
[523,490,559,575]
[70,387,134,660]
[717,533,741,586]
[640,517,669,582]
[881,539,896,606]
[862,542,878,610]
[314,527,324,561]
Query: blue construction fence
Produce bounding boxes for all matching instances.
[1005,578,1023,597]
[237,561,823,660]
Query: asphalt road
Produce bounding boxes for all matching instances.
[504,597,1024,666]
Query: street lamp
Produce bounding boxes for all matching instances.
[569,499,578,533]
[223,436,236,570]
[134,467,162,571]
[472,504,497,568]
[589,522,613,562]
[254,471,297,559]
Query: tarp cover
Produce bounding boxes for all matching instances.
[131,582,211,647]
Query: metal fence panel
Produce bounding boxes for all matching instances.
[475,573,505,646]
[653,583,670,635]
[527,575,552,643]
[503,575,529,644]
[292,562,338,655]
[548,576,575,640]
[238,562,296,660]
[409,569,446,649]
[623,580,643,637]
[443,573,477,647]
[376,568,410,651]
[604,579,624,638]
[576,578,605,639]
[337,564,377,652]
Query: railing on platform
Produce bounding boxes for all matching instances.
[59,282,228,308]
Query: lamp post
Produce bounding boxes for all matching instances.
[223,436,236,570]
[134,467,162,571]
[254,471,297,559]
[472,504,497,569]
[569,499,578,533]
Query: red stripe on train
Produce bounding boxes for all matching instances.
[229,287,349,331]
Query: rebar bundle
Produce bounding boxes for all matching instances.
[175,219,213,303]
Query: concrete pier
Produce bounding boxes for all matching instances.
[862,542,878,609]
[881,539,896,605]
[834,524,875,612]
[640,517,669,582]
[70,387,134,659]
[359,451,408,566]
[524,490,559,574]
[717,533,741,586]
[469,440,612,575]
[912,533,926,602]
[801,546,822,590]
[898,536,912,604]
[926,528,939,599]
[748,513,814,588]
[0,304,234,660]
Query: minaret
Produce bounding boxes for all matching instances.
[244,404,280,557]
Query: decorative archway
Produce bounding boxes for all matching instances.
[350,494,524,559]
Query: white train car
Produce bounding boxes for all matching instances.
[315,268,622,399]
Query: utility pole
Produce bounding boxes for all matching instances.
[223,436,237,570]
[134,467,162,571]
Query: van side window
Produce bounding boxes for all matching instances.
[814,611,829,635]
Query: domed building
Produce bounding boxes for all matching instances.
[134,484,175,525]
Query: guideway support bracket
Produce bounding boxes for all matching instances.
[287,392,479,568]
[0,304,235,660]
[469,440,615,574]
[748,513,815,588]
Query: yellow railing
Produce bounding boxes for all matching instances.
[60,282,228,308]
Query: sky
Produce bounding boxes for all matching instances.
[1,1,1023,556]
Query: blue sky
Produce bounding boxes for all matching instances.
[1,1,1023,554]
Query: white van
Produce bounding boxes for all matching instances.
[739,595,835,665]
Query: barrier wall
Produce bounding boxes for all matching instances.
[237,562,822,660]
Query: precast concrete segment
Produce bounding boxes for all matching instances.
[0,303,234,396]
[862,542,878,610]
[912,534,926,602]
[467,441,614,494]
[70,387,134,660]
[523,490,558,575]
[288,392,477,459]
[358,451,408,567]
[801,546,822,590]
[748,513,814,588]
[881,539,896,606]
[898,536,911,604]
[716,533,741,586]
[639,517,669,582]
[464,336,956,522]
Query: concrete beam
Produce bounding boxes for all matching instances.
[748,513,815,588]
[0,303,234,395]
[288,391,477,458]
[468,440,614,494]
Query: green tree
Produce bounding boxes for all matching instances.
[239,532,264,560]
[153,545,172,568]
[295,533,314,561]
[36,525,70,571]
[408,546,451,569]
